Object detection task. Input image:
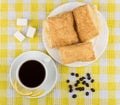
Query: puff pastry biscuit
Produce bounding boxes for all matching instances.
[59,42,96,64]
[73,4,101,42]
[44,12,79,48]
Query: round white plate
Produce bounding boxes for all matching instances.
[9,51,58,98]
[42,2,109,67]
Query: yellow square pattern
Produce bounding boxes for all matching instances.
[15,3,23,12]
[0,0,120,105]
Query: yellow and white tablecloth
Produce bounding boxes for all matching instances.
[0,0,120,105]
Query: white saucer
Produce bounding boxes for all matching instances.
[9,51,58,98]
[42,2,109,67]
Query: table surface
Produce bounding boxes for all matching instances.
[0,0,120,105]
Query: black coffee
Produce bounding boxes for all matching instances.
[19,60,45,88]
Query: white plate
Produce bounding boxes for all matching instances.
[9,51,58,98]
[42,2,109,67]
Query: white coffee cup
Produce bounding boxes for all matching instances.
[16,59,48,90]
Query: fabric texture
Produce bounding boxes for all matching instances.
[0,0,120,105]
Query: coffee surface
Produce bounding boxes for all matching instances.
[19,60,45,88]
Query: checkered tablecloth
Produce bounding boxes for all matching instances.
[0,0,120,105]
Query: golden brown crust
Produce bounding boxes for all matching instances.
[73,4,100,42]
[45,12,79,48]
[43,20,53,48]
[92,5,101,33]
[59,42,96,64]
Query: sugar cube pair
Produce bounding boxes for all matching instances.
[14,18,36,42]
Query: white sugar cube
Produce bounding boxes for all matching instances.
[14,31,25,42]
[26,26,36,38]
[17,18,28,26]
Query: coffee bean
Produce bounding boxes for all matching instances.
[75,88,78,90]
[82,81,86,85]
[87,77,91,80]
[75,87,79,90]
[86,73,90,77]
[91,79,94,83]
[86,73,91,80]
[69,85,72,89]
[91,88,95,92]
[79,88,82,91]
[75,87,80,91]
[79,77,85,81]
[72,94,77,98]
[75,87,84,91]
[66,79,70,83]
[76,80,80,84]
[79,77,83,81]
[74,83,78,87]
[85,83,89,87]
[69,89,73,93]
[86,92,89,96]
[81,87,85,91]
[71,72,74,76]
[75,73,79,77]
[82,76,85,80]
